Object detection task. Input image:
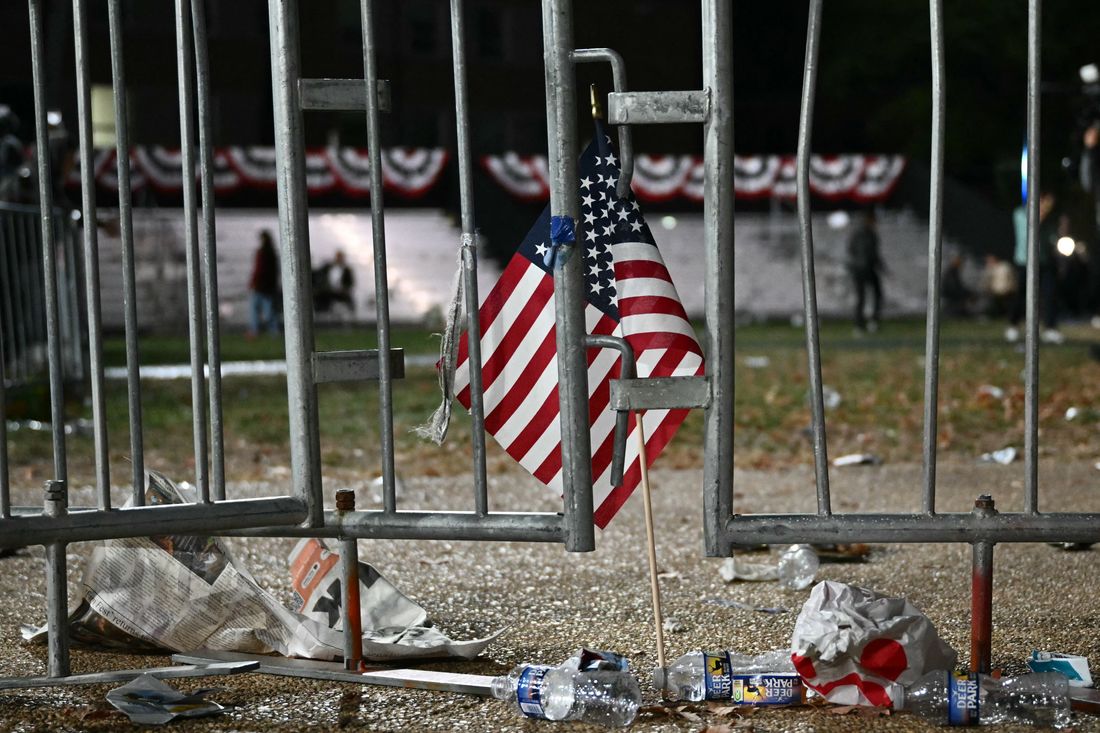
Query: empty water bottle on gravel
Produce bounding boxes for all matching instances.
[491,663,640,727]
[658,650,802,704]
[778,544,819,590]
[902,670,1071,727]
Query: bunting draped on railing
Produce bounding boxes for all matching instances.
[481,153,906,203]
[68,146,905,204]
[68,146,449,198]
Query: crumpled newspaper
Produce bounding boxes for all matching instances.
[24,470,503,662]
[790,581,956,707]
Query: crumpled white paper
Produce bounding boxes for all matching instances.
[23,470,503,663]
[790,580,957,707]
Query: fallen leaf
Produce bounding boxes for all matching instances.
[829,704,892,718]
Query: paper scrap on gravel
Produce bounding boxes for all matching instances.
[105,674,228,725]
[23,470,502,662]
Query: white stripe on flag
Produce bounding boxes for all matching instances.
[481,298,556,415]
[611,240,665,263]
[453,262,545,394]
[620,313,697,339]
[614,277,682,301]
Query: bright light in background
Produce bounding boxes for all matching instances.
[1058,236,1076,257]
[1020,142,1028,203]
[1080,63,1100,85]
[827,211,850,229]
[661,215,677,230]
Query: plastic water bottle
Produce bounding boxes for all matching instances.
[658,650,801,703]
[902,670,1071,727]
[491,664,641,727]
[777,544,819,590]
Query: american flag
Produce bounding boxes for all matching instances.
[453,122,704,528]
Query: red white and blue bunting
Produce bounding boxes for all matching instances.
[70,146,904,203]
[482,153,906,203]
[70,146,449,199]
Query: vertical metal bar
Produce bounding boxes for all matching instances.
[449,0,488,516]
[20,215,42,375]
[1023,0,1041,514]
[73,0,112,510]
[970,494,996,674]
[174,0,210,503]
[970,541,994,674]
[336,489,363,670]
[43,479,69,677]
[7,214,29,378]
[0,214,19,383]
[190,0,226,501]
[542,0,594,552]
[796,0,831,516]
[28,0,68,484]
[701,0,735,555]
[0,322,8,520]
[267,0,323,526]
[63,215,85,382]
[921,0,946,515]
[107,0,145,504]
[359,0,398,514]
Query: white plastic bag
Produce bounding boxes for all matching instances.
[790,580,957,707]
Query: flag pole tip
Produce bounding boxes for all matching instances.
[590,83,604,120]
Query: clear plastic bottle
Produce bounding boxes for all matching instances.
[902,670,1071,727]
[491,663,640,727]
[777,544,819,590]
[659,650,798,702]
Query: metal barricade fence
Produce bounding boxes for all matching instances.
[0,0,311,684]
[594,0,1100,675]
[0,202,84,392]
[3,0,1099,692]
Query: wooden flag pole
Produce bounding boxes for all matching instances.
[634,411,668,679]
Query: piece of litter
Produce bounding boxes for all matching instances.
[831,453,881,467]
[977,384,1005,400]
[718,557,778,583]
[743,355,770,369]
[818,386,842,410]
[1029,651,1093,687]
[979,447,1017,465]
[663,617,686,633]
[703,598,789,614]
[105,674,227,725]
[1065,406,1080,421]
[791,581,957,708]
[369,474,405,503]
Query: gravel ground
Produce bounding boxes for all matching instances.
[1,459,1098,732]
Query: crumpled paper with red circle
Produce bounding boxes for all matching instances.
[790,580,957,707]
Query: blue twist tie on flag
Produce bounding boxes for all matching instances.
[546,215,576,268]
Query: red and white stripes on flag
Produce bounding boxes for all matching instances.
[452,236,703,528]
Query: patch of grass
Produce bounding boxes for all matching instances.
[9,319,1100,489]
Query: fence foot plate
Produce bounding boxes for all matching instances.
[0,660,258,690]
[171,650,495,696]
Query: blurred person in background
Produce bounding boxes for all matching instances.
[1006,190,1063,344]
[846,210,885,334]
[1078,120,1100,327]
[247,230,281,338]
[941,254,972,318]
[0,106,25,202]
[980,254,1016,318]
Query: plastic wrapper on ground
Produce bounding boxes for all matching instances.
[790,580,957,708]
